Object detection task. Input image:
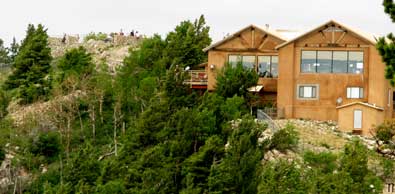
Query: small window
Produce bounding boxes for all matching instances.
[347,87,363,99]
[348,52,364,74]
[228,55,241,67]
[242,56,256,69]
[317,51,332,73]
[298,84,318,99]
[301,51,316,73]
[333,51,348,73]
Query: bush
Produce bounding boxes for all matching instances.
[0,147,5,163]
[375,119,395,143]
[84,32,108,42]
[269,124,299,152]
[29,131,61,162]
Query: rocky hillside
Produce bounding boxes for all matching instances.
[48,35,142,71]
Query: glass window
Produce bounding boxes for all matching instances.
[228,55,241,67]
[348,52,364,74]
[242,56,255,69]
[301,51,316,73]
[298,85,318,99]
[347,87,363,98]
[333,51,348,73]
[271,56,279,77]
[317,51,332,73]
[258,56,271,77]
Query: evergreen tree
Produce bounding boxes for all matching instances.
[0,38,9,66]
[165,15,211,68]
[4,24,52,104]
[8,37,19,66]
[377,0,395,86]
[215,63,259,98]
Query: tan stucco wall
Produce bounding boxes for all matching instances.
[337,104,384,136]
[277,26,392,124]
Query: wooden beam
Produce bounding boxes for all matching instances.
[335,31,347,44]
[252,28,255,48]
[319,30,331,44]
[212,48,276,52]
[237,34,250,48]
[255,34,268,49]
[258,36,270,50]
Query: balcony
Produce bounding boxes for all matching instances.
[184,70,208,89]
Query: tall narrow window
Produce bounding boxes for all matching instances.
[333,51,348,73]
[242,56,255,69]
[301,51,316,73]
[271,56,279,77]
[347,87,363,98]
[348,52,364,74]
[317,51,332,73]
[258,56,271,77]
[228,55,241,67]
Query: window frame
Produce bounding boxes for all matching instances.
[346,87,364,99]
[296,84,319,100]
[300,50,364,74]
[257,55,279,78]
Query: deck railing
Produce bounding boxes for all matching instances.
[185,70,208,86]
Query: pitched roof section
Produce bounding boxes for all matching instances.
[203,24,288,52]
[336,102,384,111]
[275,20,377,49]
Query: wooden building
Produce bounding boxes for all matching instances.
[199,20,392,136]
[203,25,287,105]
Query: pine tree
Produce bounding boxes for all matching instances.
[165,15,211,68]
[377,0,395,86]
[0,38,9,66]
[4,24,52,104]
[8,37,19,66]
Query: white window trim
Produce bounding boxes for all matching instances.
[346,87,363,99]
[296,84,319,100]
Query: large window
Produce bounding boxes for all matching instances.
[348,52,364,74]
[333,51,348,73]
[297,84,319,99]
[347,87,363,99]
[242,56,256,69]
[301,50,364,74]
[228,55,241,67]
[301,51,317,73]
[258,56,278,77]
[317,51,332,73]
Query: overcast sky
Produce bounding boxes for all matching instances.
[1,0,394,45]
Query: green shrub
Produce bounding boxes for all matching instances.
[375,119,395,143]
[29,131,61,162]
[84,32,108,42]
[0,147,5,163]
[269,124,299,152]
[303,151,337,173]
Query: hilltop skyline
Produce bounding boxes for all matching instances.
[1,0,394,45]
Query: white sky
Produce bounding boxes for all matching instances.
[1,0,394,45]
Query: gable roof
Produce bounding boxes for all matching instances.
[203,24,288,52]
[336,102,384,111]
[275,20,377,49]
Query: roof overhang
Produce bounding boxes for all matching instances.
[248,85,264,92]
[203,24,287,52]
[275,20,377,50]
[336,102,384,111]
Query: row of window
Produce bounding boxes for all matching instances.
[298,85,363,99]
[228,55,278,78]
[301,51,364,74]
